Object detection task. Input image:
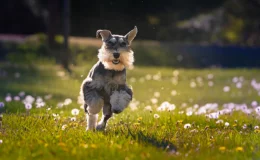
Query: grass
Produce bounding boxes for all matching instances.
[0,62,260,160]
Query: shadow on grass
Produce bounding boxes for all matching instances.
[126,125,177,154]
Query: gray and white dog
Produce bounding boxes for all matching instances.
[79,26,138,131]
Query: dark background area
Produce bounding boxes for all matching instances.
[0,0,260,69]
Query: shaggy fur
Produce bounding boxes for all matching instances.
[79,27,137,131]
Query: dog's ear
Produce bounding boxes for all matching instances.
[125,26,138,44]
[96,30,112,41]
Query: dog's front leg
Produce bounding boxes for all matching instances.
[96,103,112,131]
[110,85,133,114]
[83,84,104,131]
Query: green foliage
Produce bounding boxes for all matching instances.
[0,63,260,159]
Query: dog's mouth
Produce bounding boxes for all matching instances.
[112,59,120,65]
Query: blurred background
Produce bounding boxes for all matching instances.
[0,0,260,70]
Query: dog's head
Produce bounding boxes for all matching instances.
[96,26,137,71]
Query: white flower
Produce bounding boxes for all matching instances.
[0,139,3,144]
[144,105,153,112]
[190,81,196,88]
[184,123,191,129]
[71,108,80,116]
[254,126,259,130]
[173,70,179,77]
[207,74,214,79]
[24,103,32,110]
[36,102,45,108]
[216,119,224,124]
[251,101,258,107]
[242,124,247,129]
[208,81,214,87]
[207,112,219,119]
[46,108,51,111]
[57,102,64,108]
[18,91,25,97]
[154,114,160,119]
[62,124,68,130]
[236,82,242,89]
[171,90,177,96]
[157,101,176,111]
[70,117,77,121]
[0,102,4,108]
[44,94,52,100]
[186,111,193,116]
[64,98,72,106]
[223,86,230,92]
[154,92,160,98]
[224,122,229,127]
[5,96,12,102]
[23,95,35,104]
[150,98,158,104]
[14,96,20,101]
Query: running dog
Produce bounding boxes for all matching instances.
[79,26,137,131]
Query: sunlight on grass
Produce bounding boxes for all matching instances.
[0,63,260,159]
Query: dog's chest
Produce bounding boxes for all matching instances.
[93,70,126,94]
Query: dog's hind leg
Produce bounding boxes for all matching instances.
[96,103,112,131]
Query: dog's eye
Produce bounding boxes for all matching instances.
[120,42,127,46]
[107,41,116,46]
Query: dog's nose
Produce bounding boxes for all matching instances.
[113,53,120,59]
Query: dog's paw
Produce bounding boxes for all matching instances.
[96,122,106,131]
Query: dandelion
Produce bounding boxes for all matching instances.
[70,117,77,121]
[0,140,2,144]
[223,86,230,92]
[216,119,224,124]
[0,102,4,108]
[24,103,32,110]
[145,74,152,80]
[150,98,158,104]
[190,81,196,88]
[207,112,219,119]
[173,70,179,77]
[62,124,68,130]
[46,108,51,111]
[18,91,25,97]
[236,82,242,89]
[242,124,247,129]
[207,74,214,79]
[157,101,176,111]
[64,98,72,106]
[186,111,193,116]
[251,101,258,107]
[171,90,177,96]
[254,126,259,130]
[5,96,12,102]
[224,122,229,127]
[184,123,191,129]
[208,81,214,87]
[144,105,152,112]
[235,147,244,152]
[44,94,52,100]
[13,96,20,101]
[154,92,160,98]
[71,108,80,116]
[57,102,64,108]
[36,102,46,108]
[154,114,160,119]
[23,95,35,104]
[232,77,239,83]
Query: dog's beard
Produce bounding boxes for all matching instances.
[98,48,134,71]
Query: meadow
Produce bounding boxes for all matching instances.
[0,62,260,160]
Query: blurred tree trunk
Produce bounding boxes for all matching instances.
[62,0,71,73]
[47,0,59,50]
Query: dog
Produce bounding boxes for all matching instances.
[79,26,137,131]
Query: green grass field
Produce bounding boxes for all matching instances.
[0,63,260,160]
